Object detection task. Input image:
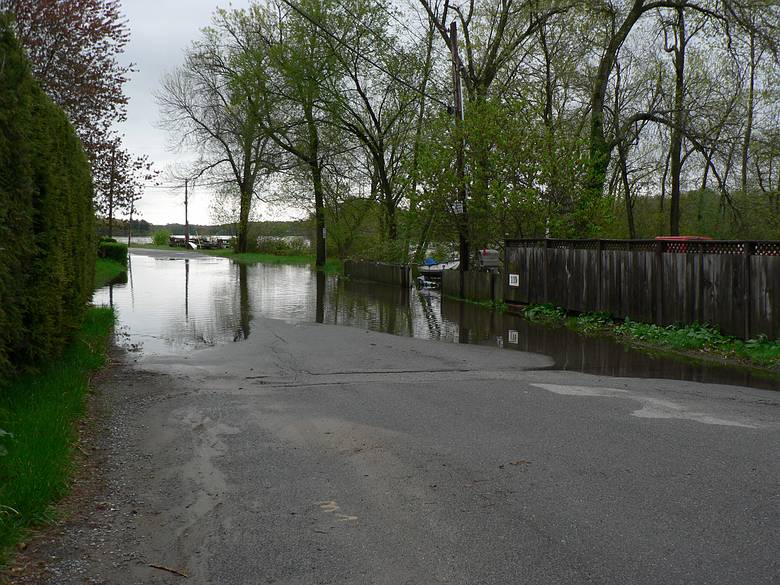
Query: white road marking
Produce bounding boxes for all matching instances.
[530,383,757,428]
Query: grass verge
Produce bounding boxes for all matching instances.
[94,258,127,289]
[200,249,343,273]
[520,303,780,369]
[0,307,114,561]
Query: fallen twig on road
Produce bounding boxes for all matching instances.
[149,563,189,578]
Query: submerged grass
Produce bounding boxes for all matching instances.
[442,294,507,311]
[0,307,114,560]
[521,303,780,369]
[94,258,127,289]
[127,244,344,273]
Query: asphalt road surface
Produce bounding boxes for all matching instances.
[16,317,780,584]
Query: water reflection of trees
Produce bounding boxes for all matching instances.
[316,270,325,324]
[324,279,414,337]
[156,258,251,349]
[439,299,771,388]
[235,263,251,340]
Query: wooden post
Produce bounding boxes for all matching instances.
[654,240,664,325]
[126,198,133,247]
[184,178,190,249]
[543,238,550,302]
[744,241,752,339]
[450,20,469,294]
[596,240,604,311]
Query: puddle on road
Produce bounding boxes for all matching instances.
[92,250,780,391]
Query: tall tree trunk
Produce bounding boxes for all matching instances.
[312,162,326,268]
[305,111,326,269]
[539,22,560,210]
[409,23,435,263]
[377,160,397,241]
[669,7,686,236]
[587,2,646,203]
[741,29,756,193]
[237,183,251,253]
[700,151,711,190]
[618,146,636,239]
[107,146,116,238]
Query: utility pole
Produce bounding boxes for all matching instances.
[184,178,190,249]
[107,145,116,238]
[450,20,469,285]
[127,196,134,247]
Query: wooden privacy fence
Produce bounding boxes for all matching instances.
[504,239,780,340]
[344,260,412,288]
[442,270,503,304]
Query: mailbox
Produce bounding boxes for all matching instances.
[478,249,500,269]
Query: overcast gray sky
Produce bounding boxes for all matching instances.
[118,0,247,226]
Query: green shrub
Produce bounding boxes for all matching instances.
[253,237,310,256]
[97,241,127,266]
[152,229,170,246]
[0,18,95,388]
[572,311,613,332]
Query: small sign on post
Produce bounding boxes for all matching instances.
[509,274,519,287]
[453,201,464,214]
[508,330,519,344]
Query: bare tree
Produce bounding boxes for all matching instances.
[156,18,274,252]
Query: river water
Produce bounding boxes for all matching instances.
[93,250,780,391]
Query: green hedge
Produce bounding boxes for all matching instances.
[98,241,128,265]
[0,18,95,388]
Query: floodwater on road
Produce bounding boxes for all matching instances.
[93,250,780,391]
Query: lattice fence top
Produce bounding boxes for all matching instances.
[505,239,780,256]
[755,242,780,256]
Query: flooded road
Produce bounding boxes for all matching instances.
[93,249,779,390]
[25,247,778,584]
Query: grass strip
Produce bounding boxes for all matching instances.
[521,303,780,368]
[197,249,343,273]
[94,258,127,289]
[0,306,114,561]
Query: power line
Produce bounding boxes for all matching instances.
[278,0,450,109]
[340,2,426,54]
[383,3,431,49]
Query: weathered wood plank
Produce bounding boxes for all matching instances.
[504,240,778,340]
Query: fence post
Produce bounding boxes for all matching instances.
[596,240,604,311]
[744,241,752,339]
[543,238,549,302]
[654,240,664,325]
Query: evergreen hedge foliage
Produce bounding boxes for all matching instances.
[0,18,95,388]
[97,241,128,265]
